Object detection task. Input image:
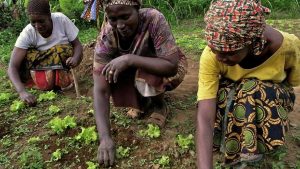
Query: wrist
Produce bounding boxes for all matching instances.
[101,133,111,139]
[17,88,26,94]
[126,54,134,67]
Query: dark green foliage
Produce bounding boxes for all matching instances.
[18,146,44,169]
[143,0,211,24]
[58,0,84,19]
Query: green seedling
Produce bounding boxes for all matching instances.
[0,135,13,148]
[296,160,300,169]
[116,146,131,159]
[112,112,131,127]
[51,149,62,161]
[176,134,194,150]
[10,100,25,112]
[27,137,41,144]
[139,124,161,138]
[0,92,11,102]
[48,105,61,114]
[86,161,99,169]
[48,115,77,134]
[18,146,44,169]
[269,146,287,161]
[75,126,98,144]
[37,91,56,102]
[87,109,94,115]
[271,161,285,169]
[154,155,170,167]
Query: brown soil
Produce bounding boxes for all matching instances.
[1,19,300,169]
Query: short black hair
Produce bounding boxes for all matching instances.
[27,0,50,15]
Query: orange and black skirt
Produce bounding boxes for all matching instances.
[20,44,73,90]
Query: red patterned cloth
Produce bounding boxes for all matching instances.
[204,0,270,55]
[21,45,74,91]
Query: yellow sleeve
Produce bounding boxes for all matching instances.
[197,46,220,101]
[285,34,300,86]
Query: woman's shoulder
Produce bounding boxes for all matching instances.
[139,8,166,22]
[51,12,71,23]
[19,24,36,37]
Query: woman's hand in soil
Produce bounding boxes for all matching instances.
[98,136,116,167]
[102,55,131,83]
[19,91,37,106]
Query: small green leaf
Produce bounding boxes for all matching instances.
[51,149,62,161]
[86,161,99,169]
[10,100,25,112]
[38,91,56,102]
[116,146,130,159]
[75,126,98,144]
[48,105,61,114]
[0,92,11,102]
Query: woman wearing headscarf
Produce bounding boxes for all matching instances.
[196,0,300,168]
[8,0,83,106]
[82,0,187,166]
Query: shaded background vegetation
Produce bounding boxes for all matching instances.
[0,0,300,63]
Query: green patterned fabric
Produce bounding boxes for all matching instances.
[213,78,295,166]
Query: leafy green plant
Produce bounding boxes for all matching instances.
[10,100,25,112]
[86,161,99,169]
[139,124,161,138]
[0,92,11,102]
[296,160,300,169]
[37,91,57,102]
[87,109,94,115]
[112,111,132,127]
[0,135,13,148]
[48,105,61,114]
[116,146,131,159]
[48,115,77,134]
[269,146,287,160]
[18,146,44,169]
[51,149,62,161]
[75,126,98,144]
[58,0,84,19]
[271,161,285,169]
[154,155,170,167]
[27,136,41,144]
[176,134,195,150]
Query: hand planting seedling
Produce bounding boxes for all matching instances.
[176,134,194,151]
[37,91,57,102]
[116,146,131,159]
[75,126,97,144]
[139,124,161,138]
[10,100,25,112]
[48,115,77,134]
[86,161,99,169]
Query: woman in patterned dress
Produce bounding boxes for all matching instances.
[82,0,187,166]
[8,0,83,106]
[196,0,300,168]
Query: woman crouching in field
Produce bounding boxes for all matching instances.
[8,0,83,106]
[82,0,187,166]
[196,0,300,168]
